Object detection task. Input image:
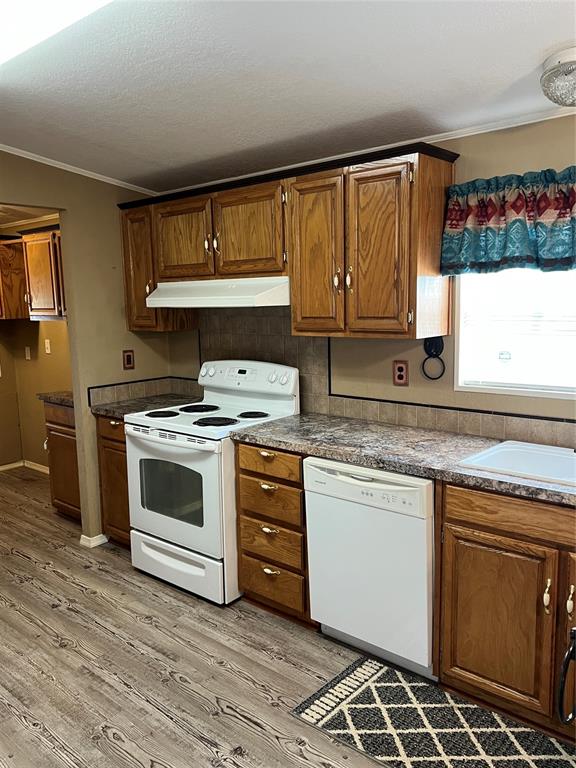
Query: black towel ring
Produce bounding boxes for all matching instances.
[421,337,446,381]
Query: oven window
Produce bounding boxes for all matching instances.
[139,459,204,527]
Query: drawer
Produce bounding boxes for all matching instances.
[239,553,305,614]
[238,473,303,527]
[444,485,575,548]
[44,403,75,428]
[239,515,304,570]
[97,416,126,443]
[238,444,301,483]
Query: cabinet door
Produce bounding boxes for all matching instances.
[212,182,284,275]
[555,552,576,731]
[54,232,67,317]
[346,164,411,333]
[153,196,215,279]
[46,424,81,520]
[98,436,130,546]
[122,207,158,330]
[441,523,558,717]
[0,242,28,319]
[23,232,61,317]
[288,173,345,333]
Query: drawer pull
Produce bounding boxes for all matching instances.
[259,450,276,459]
[262,567,281,576]
[567,584,575,618]
[543,578,552,614]
[260,482,278,492]
[109,420,122,426]
[261,526,279,535]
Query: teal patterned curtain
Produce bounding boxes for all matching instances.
[441,166,576,275]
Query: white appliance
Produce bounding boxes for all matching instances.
[125,360,299,604]
[304,457,435,678]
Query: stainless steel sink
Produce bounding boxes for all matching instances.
[459,441,576,487]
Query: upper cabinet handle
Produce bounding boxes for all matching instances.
[204,235,211,254]
[145,280,152,296]
[567,584,575,618]
[333,268,341,293]
[543,578,552,614]
[345,267,353,291]
[213,233,220,256]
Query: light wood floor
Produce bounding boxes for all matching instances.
[0,467,375,768]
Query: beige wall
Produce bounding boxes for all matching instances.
[0,321,72,466]
[331,115,576,419]
[0,332,21,465]
[0,150,174,537]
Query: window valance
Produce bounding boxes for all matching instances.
[441,165,575,275]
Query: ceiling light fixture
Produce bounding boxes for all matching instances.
[540,46,576,107]
[0,0,112,67]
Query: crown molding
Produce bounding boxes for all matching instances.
[0,143,157,196]
[160,107,576,195]
[1,106,573,197]
[0,212,60,231]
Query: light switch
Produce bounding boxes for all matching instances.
[44,339,51,354]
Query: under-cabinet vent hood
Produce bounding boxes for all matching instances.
[146,276,290,308]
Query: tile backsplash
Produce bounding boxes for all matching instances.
[198,306,576,449]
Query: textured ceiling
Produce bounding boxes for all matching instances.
[0,0,574,193]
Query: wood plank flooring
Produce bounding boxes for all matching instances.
[0,467,374,768]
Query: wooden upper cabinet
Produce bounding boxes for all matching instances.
[122,207,158,331]
[441,523,558,717]
[212,181,285,275]
[22,232,61,317]
[287,172,345,333]
[346,163,411,333]
[0,242,28,319]
[152,196,215,279]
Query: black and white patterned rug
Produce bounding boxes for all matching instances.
[293,657,575,767]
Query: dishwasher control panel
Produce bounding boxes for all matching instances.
[303,457,433,519]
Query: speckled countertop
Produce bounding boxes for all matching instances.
[37,391,74,408]
[91,393,197,420]
[231,414,576,507]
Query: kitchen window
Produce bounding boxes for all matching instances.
[455,269,576,399]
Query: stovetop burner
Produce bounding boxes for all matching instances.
[146,410,180,418]
[237,411,270,419]
[179,404,220,413]
[193,417,239,427]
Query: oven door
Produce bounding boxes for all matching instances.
[125,426,223,559]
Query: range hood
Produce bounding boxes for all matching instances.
[146,276,290,308]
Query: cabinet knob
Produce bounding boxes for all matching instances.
[109,420,122,426]
[261,526,279,535]
[212,233,221,256]
[262,567,281,576]
[543,578,552,614]
[259,482,278,492]
[43,438,48,451]
[333,268,342,293]
[204,235,211,254]
[345,266,353,291]
[145,280,152,296]
[259,450,275,459]
[567,584,575,618]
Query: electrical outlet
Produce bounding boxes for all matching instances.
[123,349,135,370]
[393,360,409,386]
[25,346,31,360]
[44,339,51,354]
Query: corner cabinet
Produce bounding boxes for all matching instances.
[122,206,198,332]
[440,484,576,740]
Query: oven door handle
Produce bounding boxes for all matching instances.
[125,425,221,453]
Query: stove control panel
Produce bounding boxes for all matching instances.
[198,360,299,397]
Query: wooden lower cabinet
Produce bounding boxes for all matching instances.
[96,417,130,546]
[441,484,575,739]
[44,404,81,520]
[236,443,311,621]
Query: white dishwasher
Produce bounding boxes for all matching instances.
[304,457,434,678]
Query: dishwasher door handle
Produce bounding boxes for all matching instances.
[310,466,421,492]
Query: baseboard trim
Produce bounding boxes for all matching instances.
[80,534,109,548]
[23,460,50,475]
[0,461,24,472]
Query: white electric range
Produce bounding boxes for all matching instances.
[125,360,299,604]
